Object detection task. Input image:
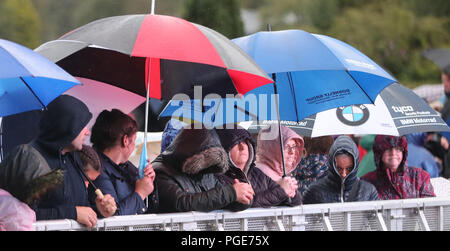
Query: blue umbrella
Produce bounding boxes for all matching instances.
[161,29,397,181]
[161,29,397,126]
[232,29,397,122]
[0,39,80,117]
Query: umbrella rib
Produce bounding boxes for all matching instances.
[234,104,258,121]
[271,73,287,177]
[19,77,46,109]
[287,72,301,121]
[346,70,375,104]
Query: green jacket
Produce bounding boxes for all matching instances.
[0,144,63,205]
[357,135,376,177]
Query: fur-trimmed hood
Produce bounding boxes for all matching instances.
[154,127,229,175]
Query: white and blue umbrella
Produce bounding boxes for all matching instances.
[244,83,450,137]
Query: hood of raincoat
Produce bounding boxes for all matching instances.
[215,127,256,176]
[327,135,360,186]
[256,125,304,181]
[157,126,229,175]
[35,94,92,154]
[373,135,408,173]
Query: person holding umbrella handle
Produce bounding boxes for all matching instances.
[255,125,303,203]
[89,109,159,216]
[78,145,117,217]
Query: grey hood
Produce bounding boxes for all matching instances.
[327,136,360,189]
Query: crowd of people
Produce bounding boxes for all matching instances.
[0,92,447,230]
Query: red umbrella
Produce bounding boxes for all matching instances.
[35,13,272,179]
[35,14,272,100]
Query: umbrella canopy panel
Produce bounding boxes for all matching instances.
[233,30,397,121]
[55,46,238,99]
[0,39,79,117]
[47,14,272,98]
[64,77,146,131]
[244,83,450,137]
[423,48,450,70]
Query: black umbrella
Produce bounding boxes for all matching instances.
[131,98,170,132]
[423,48,450,70]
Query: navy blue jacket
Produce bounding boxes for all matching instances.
[90,151,159,216]
[30,95,93,220]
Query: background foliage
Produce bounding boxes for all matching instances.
[1,0,448,87]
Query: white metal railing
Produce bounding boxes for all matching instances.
[33,197,450,231]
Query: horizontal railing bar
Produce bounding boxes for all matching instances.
[32,197,450,231]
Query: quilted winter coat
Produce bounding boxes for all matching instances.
[215,127,301,209]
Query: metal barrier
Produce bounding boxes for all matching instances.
[33,197,450,231]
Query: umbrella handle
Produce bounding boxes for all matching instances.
[95,189,104,199]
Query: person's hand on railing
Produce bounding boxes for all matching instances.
[76,206,97,228]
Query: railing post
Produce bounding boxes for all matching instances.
[416,206,431,231]
[272,212,286,231]
[322,211,333,231]
[213,214,225,231]
[291,215,308,231]
[241,218,248,231]
[388,208,405,231]
[375,210,388,231]
[438,206,444,231]
[344,212,351,231]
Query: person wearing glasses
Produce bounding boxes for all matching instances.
[361,135,435,200]
[255,125,303,201]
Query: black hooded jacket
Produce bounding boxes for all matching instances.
[152,127,244,213]
[303,136,379,204]
[8,95,93,220]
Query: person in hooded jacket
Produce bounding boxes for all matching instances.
[0,95,114,228]
[256,125,304,183]
[215,126,301,209]
[303,135,379,204]
[361,135,436,200]
[152,126,254,213]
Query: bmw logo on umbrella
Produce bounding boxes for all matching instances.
[336,105,370,126]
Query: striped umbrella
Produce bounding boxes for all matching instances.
[35,13,272,179]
